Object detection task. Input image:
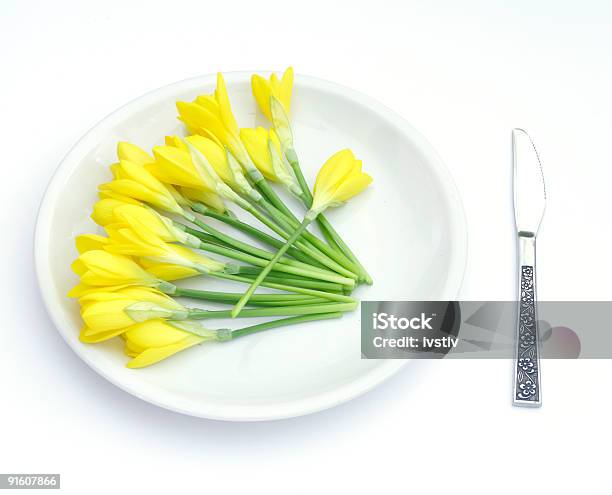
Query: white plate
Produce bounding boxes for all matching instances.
[35,72,467,421]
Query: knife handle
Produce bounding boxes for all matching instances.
[513,234,542,407]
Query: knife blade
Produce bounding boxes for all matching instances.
[513,128,546,235]
[512,128,546,407]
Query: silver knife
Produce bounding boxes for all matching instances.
[512,128,546,407]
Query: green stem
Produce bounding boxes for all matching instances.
[316,214,373,284]
[252,175,295,219]
[211,269,354,304]
[243,203,289,238]
[174,288,327,306]
[236,269,344,292]
[232,217,314,317]
[286,148,313,203]
[286,148,373,285]
[188,301,356,319]
[230,312,343,339]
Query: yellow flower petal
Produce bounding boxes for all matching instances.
[167,244,226,273]
[214,73,239,136]
[79,286,179,308]
[68,283,132,298]
[185,135,232,185]
[179,187,226,213]
[176,101,228,143]
[91,198,126,226]
[100,179,182,215]
[251,67,294,121]
[142,262,200,281]
[80,326,128,343]
[98,190,142,206]
[78,250,158,287]
[269,128,282,155]
[125,338,143,357]
[110,162,125,180]
[328,172,373,204]
[113,204,173,242]
[126,334,203,368]
[117,142,154,167]
[150,146,204,189]
[119,160,168,196]
[107,226,170,259]
[314,149,357,198]
[164,135,189,152]
[251,74,272,121]
[81,299,134,332]
[239,127,276,181]
[124,319,192,348]
[71,259,87,276]
[279,67,294,113]
[76,234,109,254]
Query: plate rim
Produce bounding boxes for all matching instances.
[34,71,467,421]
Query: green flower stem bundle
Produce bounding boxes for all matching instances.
[245,195,360,275]
[188,201,357,280]
[232,149,372,317]
[187,204,325,268]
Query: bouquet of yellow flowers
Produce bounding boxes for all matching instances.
[69,68,372,368]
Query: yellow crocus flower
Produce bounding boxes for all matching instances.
[99,160,185,216]
[182,141,254,208]
[310,149,373,215]
[150,139,241,206]
[150,145,210,190]
[112,204,200,248]
[91,197,138,226]
[250,68,295,155]
[71,250,160,290]
[176,73,248,166]
[104,225,229,274]
[239,127,301,195]
[78,287,186,343]
[123,319,223,368]
[152,135,242,199]
[251,67,294,121]
[185,135,260,201]
[159,135,227,213]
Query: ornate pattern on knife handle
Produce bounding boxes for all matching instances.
[514,265,541,405]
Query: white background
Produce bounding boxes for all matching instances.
[1,0,611,493]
